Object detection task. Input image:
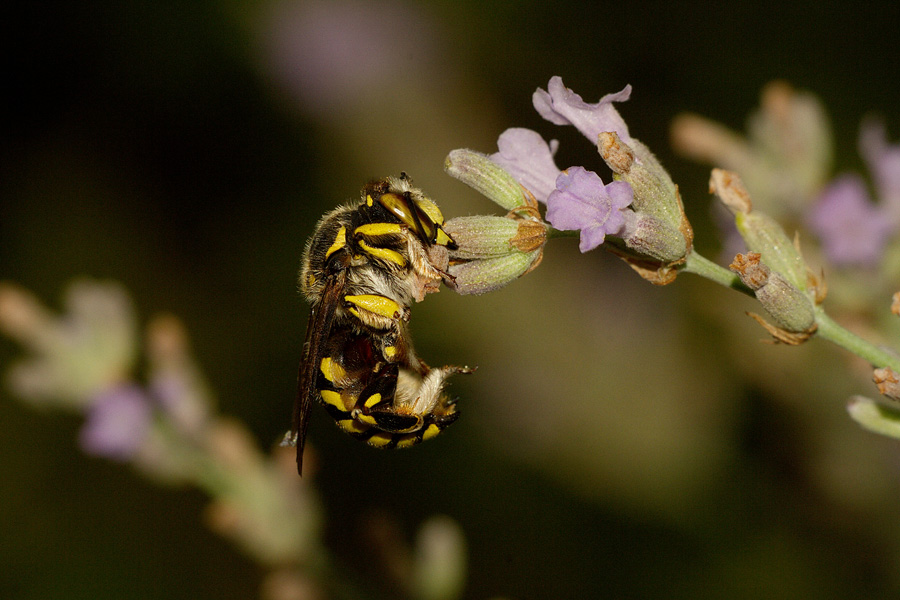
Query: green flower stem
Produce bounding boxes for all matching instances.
[551,242,900,371]
[547,227,577,240]
[682,251,754,296]
[815,310,900,372]
[682,251,900,372]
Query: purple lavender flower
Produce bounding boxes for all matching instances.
[546,167,633,252]
[533,77,633,146]
[489,128,561,203]
[860,119,900,220]
[808,174,894,267]
[79,384,152,461]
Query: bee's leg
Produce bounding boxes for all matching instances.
[375,330,405,363]
[352,224,411,270]
[341,293,413,364]
[350,362,419,434]
[343,293,410,329]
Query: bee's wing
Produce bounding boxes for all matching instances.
[293,269,346,475]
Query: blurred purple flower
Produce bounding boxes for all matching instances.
[260,0,434,115]
[489,128,561,203]
[80,384,152,461]
[808,174,894,266]
[533,77,633,146]
[546,167,633,252]
[860,119,900,219]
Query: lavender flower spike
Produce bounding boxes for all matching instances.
[490,128,561,203]
[546,167,633,252]
[533,76,633,146]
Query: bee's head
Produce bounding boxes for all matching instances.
[365,176,458,250]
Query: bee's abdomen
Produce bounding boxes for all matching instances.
[321,400,453,449]
[314,330,459,449]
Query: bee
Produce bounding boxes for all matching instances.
[287,174,472,474]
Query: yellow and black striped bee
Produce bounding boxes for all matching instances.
[288,174,472,474]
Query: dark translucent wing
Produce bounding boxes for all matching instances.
[293,270,346,475]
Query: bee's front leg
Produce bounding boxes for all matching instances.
[342,293,411,362]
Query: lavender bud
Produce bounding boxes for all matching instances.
[444,149,528,211]
[730,252,815,333]
[443,216,546,295]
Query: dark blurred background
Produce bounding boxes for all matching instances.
[4,1,900,598]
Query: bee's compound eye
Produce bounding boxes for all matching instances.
[378,192,437,243]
